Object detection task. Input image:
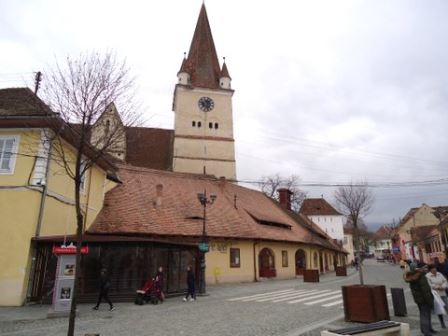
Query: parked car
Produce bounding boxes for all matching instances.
[376,255,385,262]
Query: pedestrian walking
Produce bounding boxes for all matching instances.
[92,268,114,311]
[183,265,196,302]
[404,263,435,336]
[426,264,448,328]
[154,266,165,302]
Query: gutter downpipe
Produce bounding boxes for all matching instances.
[26,136,53,302]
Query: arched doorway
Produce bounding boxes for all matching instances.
[324,253,329,271]
[295,249,306,275]
[259,248,276,278]
[313,252,319,270]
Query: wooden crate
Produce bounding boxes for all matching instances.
[335,266,347,276]
[342,285,390,322]
[303,269,319,282]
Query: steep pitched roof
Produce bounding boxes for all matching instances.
[299,198,342,216]
[220,62,231,79]
[88,166,345,253]
[182,4,222,89]
[374,225,394,240]
[125,127,173,170]
[0,88,53,116]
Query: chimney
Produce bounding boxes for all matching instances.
[155,184,163,207]
[278,188,293,211]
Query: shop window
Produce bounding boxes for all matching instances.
[230,248,240,268]
[282,250,288,267]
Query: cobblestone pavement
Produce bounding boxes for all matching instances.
[1,260,448,336]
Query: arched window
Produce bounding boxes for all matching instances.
[214,123,218,129]
[192,121,196,127]
[209,122,213,129]
[198,121,202,128]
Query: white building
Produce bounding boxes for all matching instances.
[299,198,345,243]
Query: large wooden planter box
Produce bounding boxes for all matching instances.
[335,266,347,276]
[303,269,319,282]
[342,285,390,322]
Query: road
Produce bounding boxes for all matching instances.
[0,260,422,336]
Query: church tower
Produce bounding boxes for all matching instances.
[172,4,236,180]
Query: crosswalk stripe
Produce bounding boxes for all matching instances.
[288,290,341,304]
[304,294,342,305]
[255,290,310,302]
[269,290,327,303]
[228,289,295,301]
[322,299,343,307]
[240,289,298,302]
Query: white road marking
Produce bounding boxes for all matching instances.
[227,289,294,301]
[288,290,341,304]
[255,290,311,302]
[322,299,343,307]
[304,294,342,305]
[240,289,298,302]
[269,290,324,303]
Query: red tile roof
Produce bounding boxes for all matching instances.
[88,165,345,253]
[374,225,394,240]
[125,127,173,170]
[299,198,342,216]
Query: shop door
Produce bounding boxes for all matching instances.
[259,248,276,278]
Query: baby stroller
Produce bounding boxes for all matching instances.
[135,278,159,305]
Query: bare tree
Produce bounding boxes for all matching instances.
[41,51,141,336]
[259,174,307,211]
[334,182,374,285]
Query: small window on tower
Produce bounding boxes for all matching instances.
[209,122,213,129]
[198,121,202,128]
[192,121,196,127]
[214,123,218,129]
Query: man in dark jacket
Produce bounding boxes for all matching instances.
[404,263,434,336]
[183,266,196,302]
[93,268,114,311]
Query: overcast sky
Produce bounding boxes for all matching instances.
[1,0,447,229]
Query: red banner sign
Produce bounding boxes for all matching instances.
[52,246,89,255]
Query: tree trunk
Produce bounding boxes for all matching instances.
[67,179,83,336]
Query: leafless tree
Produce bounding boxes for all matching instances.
[41,51,141,336]
[334,182,374,285]
[259,174,307,211]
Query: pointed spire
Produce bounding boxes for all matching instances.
[184,4,221,89]
[178,52,188,74]
[220,57,231,79]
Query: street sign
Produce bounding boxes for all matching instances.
[199,242,209,252]
[392,247,400,253]
[53,245,89,255]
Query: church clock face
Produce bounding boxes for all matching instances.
[198,97,214,112]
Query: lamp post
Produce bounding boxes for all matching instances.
[197,189,217,295]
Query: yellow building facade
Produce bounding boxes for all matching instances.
[0,126,115,306]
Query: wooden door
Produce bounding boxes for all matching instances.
[259,248,276,278]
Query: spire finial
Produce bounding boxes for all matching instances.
[183,51,187,59]
[223,56,226,63]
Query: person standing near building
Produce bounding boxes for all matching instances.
[404,263,434,336]
[183,265,196,302]
[154,266,165,302]
[93,268,114,311]
[426,264,448,329]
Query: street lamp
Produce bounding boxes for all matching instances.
[197,189,217,295]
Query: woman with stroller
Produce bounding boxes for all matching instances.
[183,265,196,302]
